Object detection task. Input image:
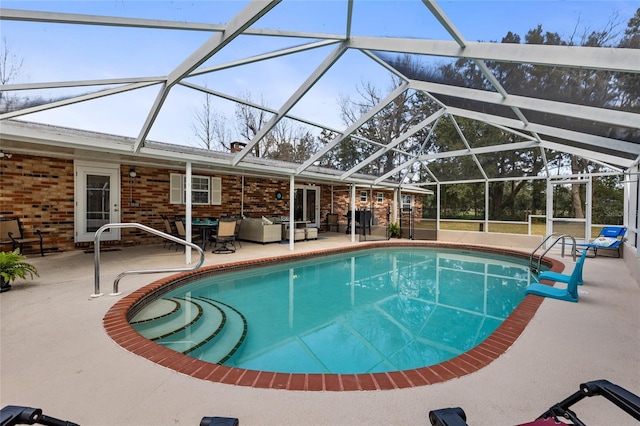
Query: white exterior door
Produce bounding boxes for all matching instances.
[294,185,320,227]
[75,161,121,242]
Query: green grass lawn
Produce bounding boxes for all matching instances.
[414,219,606,238]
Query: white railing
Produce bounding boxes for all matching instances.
[530,232,577,273]
[92,223,205,298]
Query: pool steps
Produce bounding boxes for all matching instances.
[130,297,247,364]
[131,298,202,341]
[189,297,248,363]
[155,298,224,354]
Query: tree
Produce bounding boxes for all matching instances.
[336,57,436,179]
[266,119,318,163]
[192,90,319,160]
[234,91,272,157]
[236,98,317,161]
[592,175,624,224]
[615,8,640,113]
[0,37,76,114]
[375,14,634,222]
[0,37,26,113]
[521,21,624,219]
[191,90,233,151]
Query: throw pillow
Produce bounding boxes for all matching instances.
[591,236,617,247]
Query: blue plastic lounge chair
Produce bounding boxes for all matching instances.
[576,226,626,258]
[537,249,586,286]
[525,249,586,303]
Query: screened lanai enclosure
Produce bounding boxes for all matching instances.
[1,1,639,248]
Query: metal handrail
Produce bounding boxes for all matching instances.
[530,232,577,273]
[92,223,205,298]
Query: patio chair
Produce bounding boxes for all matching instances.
[524,249,586,303]
[576,226,626,258]
[325,213,340,232]
[160,215,180,249]
[210,218,236,254]
[537,249,586,286]
[428,379,640,426]
[0,217,44,256]
[174,220,202,250]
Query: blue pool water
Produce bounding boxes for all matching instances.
[130,247,534,374]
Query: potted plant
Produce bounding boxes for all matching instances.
[0,249,39,293]
[388,222,400,239]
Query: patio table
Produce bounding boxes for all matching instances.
[192,220,218,249]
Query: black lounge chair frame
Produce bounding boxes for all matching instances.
[429,379,640,426]
[0,405,238,426]
[0,405,79,426]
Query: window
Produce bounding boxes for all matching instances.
[360,191,368,202]
[377,192,384,202]
[170,174,221,205]
[191,176,210,204]
[402,194,413,211]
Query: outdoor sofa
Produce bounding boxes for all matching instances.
[237,217,282,244]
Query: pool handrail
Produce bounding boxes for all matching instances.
[92,223,205,298]
[530,232,577,273]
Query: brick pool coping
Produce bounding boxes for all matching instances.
[103,242,565,391]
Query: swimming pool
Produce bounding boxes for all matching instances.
[130,247,533,374]
[105,243,560,390]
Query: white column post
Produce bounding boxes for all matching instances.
[350,184,356,242]
[289,175,295,251]
[436,183,441,231]
[185,162,192,264]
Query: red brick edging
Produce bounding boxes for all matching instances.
[103,242,564,391]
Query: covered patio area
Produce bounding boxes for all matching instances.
[1,1,639,424]
[1,237,638,425]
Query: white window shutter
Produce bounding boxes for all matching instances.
[170,173,183,204]
[211,177,222,205]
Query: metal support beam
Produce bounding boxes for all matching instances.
[133,0,281,152]
[341,108,446,179]
[0,81,157,120]
[296,83,409,173]
[234,42,348,166]
[349,37,640,74]
[446,106,640,158]
[411,80,640,129]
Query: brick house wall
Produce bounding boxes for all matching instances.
[2,152,423,253]
[1,153,75,253]
[319,187,423,229]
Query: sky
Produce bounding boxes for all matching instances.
[1,0,638,148]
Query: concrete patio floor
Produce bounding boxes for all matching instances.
[1,234,639,426]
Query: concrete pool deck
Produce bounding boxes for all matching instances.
[1,235,639,425]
